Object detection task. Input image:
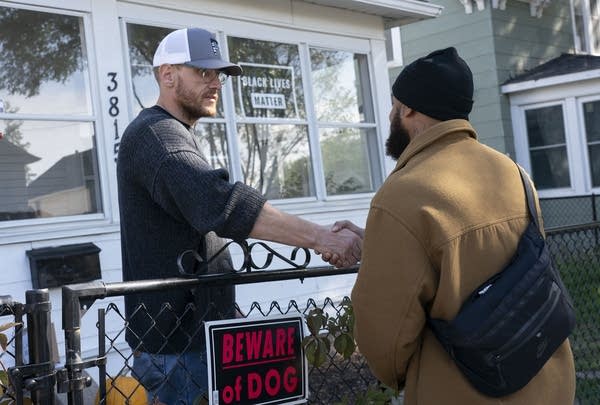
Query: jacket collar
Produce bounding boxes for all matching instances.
[392,119,477,174]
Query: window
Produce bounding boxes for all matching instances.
[524,105,571,189]
[583,100,600,187]
[124,24,383,202]
[228,37,311,199]
[514,96,600,196]
[310,48,381,196]
[126,24,172,116]
[0,5,101,222]
[572,0,600,54]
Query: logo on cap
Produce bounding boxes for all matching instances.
[210,39,219,56]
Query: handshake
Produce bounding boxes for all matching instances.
[314,220,365,268]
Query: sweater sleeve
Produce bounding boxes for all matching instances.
[351,206,436,390]
[151,149,266,241]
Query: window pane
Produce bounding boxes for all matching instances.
[320,128,379,195]
[530,147,570,189]
[525,105,570,189]
[310,49,374,123]
[592,0,600,52]
[237,124,313,199]
[228,37,305,119]
[584,100,600,187]
[583,101,600,142]
[193,123,229,171]
[594,18,600,52]
[525,106,566,147]
[0,6,92,115]
[589,144,600,187]
[126,23,224,116]
[0,120,102,221]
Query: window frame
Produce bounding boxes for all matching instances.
[0,2,111,239]
[515,100,580,197]
[119,12,387,210]
[577,94,600,192]
[307,45,382,200]
[509,78,600,198]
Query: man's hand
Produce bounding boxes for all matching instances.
[249,203,362,267]
[331,220,365,239]
[314,225,362,268]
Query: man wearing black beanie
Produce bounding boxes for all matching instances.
[334,47,576,404]
[392,47,473,121]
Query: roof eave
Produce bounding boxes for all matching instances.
[501,68,600,94]
[301,0,444,28]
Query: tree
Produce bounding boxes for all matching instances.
[126,24,172,110]
[0,7,83,97]
[228,37,361,198]
[0,101,25,149]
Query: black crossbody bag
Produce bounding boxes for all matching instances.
[427,165,576,397]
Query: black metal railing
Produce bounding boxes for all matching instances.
[62,259,365,405]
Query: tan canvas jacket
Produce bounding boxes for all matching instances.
[352,119,575,405]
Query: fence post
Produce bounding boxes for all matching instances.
[62,285,84,405]
[61,281,105,405]
[593,194,599,247]
[97,308,106,404]
[25,289,55,404]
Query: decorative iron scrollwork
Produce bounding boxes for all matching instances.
[177,240,311,276]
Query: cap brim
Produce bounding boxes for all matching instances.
[185,59,242,76]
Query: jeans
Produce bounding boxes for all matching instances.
[132,350,208,405]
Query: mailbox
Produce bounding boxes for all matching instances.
[26,243,102,289]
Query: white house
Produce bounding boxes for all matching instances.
[0,0,442,377]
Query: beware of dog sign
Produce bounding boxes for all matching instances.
[205,314,308,405]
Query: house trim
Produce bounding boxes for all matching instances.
[501,69,600,94]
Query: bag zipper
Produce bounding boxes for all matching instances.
[491,281,561,363]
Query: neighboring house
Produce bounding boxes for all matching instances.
[0,0,441,376]
[502,53,600,226]
[27,149,101,218]
[0,139,39,220]
[388,0,600,226]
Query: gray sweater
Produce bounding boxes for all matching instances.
[117,106,266,353]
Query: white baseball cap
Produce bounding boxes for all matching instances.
[152,28,242,76]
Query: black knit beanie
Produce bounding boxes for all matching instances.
[392,47,474,121]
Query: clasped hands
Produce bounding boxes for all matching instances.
[314,220,365,268]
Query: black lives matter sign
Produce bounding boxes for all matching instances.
[236,62,298,119]
[205,315,308,405]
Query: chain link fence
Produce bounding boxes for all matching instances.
[0,223,599,405]
[96,295,379,405]
[73,265,383,405]
[546,223,600,405]
[541,194,599,229]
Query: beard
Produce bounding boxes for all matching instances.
[175,79,217,121]
[385,108,411,160]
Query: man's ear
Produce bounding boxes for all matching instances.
[159,64,176,88]
[400,104,415,118]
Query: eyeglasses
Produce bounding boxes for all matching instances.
[171,65,229,85]
[197,68,229,85]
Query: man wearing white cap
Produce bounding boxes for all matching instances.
[117,28,362,404]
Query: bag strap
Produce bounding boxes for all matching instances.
[516,164,540,230]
